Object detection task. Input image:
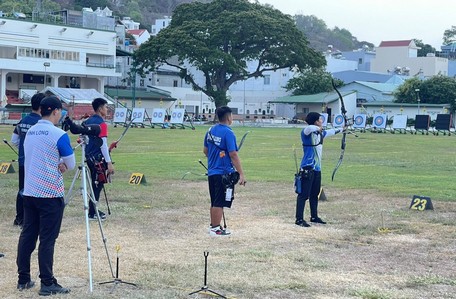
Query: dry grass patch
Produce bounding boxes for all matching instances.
[1,180,456,299]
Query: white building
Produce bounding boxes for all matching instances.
[371,40,448,78]
[151,16,172,36]
[126,29,150,46]
[120,17,140,30]
[0,16,120,110]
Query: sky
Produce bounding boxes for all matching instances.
[256,0,456,49]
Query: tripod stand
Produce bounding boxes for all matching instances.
[189,251,226,298]
[99,244,137,287]
[65,135,115,292]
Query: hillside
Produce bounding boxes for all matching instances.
[0,0,373,52]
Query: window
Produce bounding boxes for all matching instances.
[358,58,363,65]
[173,80,178,87]
[139,79,144,87]
[264,75,270,85]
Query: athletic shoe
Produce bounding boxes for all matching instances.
[310,217,326,224]
[39,282,70,296]
[17,280,35,291]
[209,225,231,236]
[88,211,106,221]
[98,210,107,219]
[295,219,311,227]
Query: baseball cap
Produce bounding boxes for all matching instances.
[40,96,62,112]
[305,112,321,125]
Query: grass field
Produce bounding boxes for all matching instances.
[1,123,456,299]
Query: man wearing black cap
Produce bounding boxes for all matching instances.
[295,112,343,227]
[17,96,75,295]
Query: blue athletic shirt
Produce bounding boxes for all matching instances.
[300,126,339,172]
[11,112,41,166]
[23,120,74,198]
[83,114,107,159]
[204,124,238,176]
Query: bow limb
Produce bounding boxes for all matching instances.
[238,131,250,151]
[331,79,348,181]
[109,117,135,152]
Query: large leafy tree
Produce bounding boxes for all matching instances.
[394,76,456,111]
[134,0,326,108]
[285,68,343,95]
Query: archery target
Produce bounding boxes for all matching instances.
[320,113,328,127]
[373,114,387,128]
[353,114,367,128]
[170,108,185,124]
[114,108,127,123]
[392,114,407,129]
[333,114,345,127]
[131,108,145,123]
[152,108,166,123]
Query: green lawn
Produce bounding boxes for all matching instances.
[1,124,456,201]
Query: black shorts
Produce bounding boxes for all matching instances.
[208,174,234,208]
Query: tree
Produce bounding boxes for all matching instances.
[134,0,326,108]
[285,68,343,95]
[443,26,456,45]
[413,39,436,57]
[394,76,456,111]
[393,77,422,103]
[0,0,60,15]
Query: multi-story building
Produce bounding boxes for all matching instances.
[0,10,120,115]
[151,16,172,36]
[370,40,448,78]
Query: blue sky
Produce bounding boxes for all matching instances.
[257,0,456,49]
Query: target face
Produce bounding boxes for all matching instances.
[355,115,364,125]
[113,108,127,123]
[374,116,384,126]
[132,108,145,123]
[170,109,185,124]
[334,114,345,126]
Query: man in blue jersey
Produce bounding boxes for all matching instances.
[84,98,114,220]
[17,96,75,295]
[203,106,246,236]
[295,112,343,227]
[11,92,45,227]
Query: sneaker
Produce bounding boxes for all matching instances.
[209,225,231,236]
[39,282,70,296]
[98,210,107,219]
[88,210,107,221]
[17,280,35,291]
[295,219,311,227]
[310,217,326,224]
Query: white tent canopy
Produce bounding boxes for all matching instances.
[40,87,114,105]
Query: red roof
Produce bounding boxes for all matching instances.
[126,29,146,36]
[378,40,413,47]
